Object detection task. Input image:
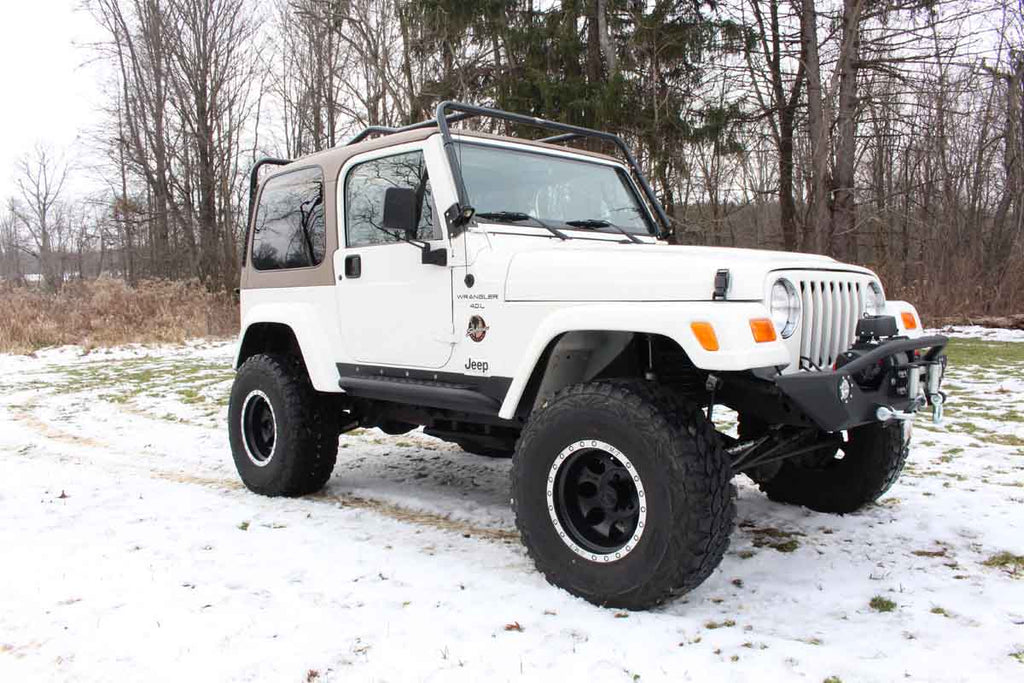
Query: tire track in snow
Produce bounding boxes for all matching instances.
[6,398,521,544]
[8,399,109,449]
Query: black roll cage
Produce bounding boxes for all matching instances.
[356,102,671,238]
[246,101,672,258]
[244,157,290,267]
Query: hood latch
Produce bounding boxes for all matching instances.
[713,269,730,300]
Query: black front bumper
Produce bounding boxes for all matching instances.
[773,334,948,432]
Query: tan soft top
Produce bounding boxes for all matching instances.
[272,129,623,181]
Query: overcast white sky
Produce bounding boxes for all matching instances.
[0,0,107,201]
[0,0,1011,206]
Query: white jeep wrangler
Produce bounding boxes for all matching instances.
[229,102,948,609]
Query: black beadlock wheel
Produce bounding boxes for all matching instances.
[228,353,339,497]
[750,418,910,514]
[553,445,643,556]
[512,379,735,609]
[240,390,277,465]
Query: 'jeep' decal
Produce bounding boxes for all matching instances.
[465,358,489,373]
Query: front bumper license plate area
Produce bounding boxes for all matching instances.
[774,334,948,433]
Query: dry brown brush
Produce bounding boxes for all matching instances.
[0,278,237,353]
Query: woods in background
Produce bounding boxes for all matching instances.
[0,0,1021,318]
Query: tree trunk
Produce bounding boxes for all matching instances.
[832,0,862,261]
[800,0,830,254]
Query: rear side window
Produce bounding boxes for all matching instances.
[345,151,438,248]
[251,166,326,270]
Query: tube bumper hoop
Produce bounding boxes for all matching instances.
[774,334,948,432]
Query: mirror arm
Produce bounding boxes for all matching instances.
[421,245,447,266]
[372,225,448,267]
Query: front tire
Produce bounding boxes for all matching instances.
[758,421,909,514]
[228,354,339,496]
[512,380,734,609]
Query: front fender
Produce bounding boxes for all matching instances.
[497,301,790,419]
[884,300,924,338]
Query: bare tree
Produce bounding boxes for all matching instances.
[742,0,805,250]
[14,145,71,289]
[0,202,24,282]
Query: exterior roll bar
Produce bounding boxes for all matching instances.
[244,157,291,266]
[433,101,670,238]
[345,102,672,238]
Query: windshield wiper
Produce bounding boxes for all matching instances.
[564,218,642,244]
[476,211,568,240]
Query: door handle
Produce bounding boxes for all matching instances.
[344,254,361,279]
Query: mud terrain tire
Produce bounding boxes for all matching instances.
[758,421,908,514]
[228,353,339,496]
[512,380,734,609]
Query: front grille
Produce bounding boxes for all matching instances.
[797,278,866,370]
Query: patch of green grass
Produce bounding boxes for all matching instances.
[944,338,1024,370]
[869,595,897,612]
[44,356,233,411]
[991,434,1024,447]
[930,606,951,617]
[741,524,803,553]
[704,619,736,630]
[179,387,206,405]
[1011,650,1024,664]
[823,677,843,683]
[982,551,1024,577]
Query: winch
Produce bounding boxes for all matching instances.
[834,315,946,424]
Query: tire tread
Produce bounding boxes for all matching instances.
[512,379,734,609]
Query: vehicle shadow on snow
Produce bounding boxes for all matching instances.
[321,431,871,604]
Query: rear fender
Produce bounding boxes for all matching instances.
[235,292,340,393]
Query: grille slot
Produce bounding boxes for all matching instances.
[797,279,865,369]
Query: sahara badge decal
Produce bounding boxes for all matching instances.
[467,315,489,342]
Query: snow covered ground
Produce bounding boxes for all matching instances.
[1,334,1022,682]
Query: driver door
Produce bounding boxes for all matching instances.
[334,144,454,368]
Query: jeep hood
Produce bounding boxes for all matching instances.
[503,244,874,302]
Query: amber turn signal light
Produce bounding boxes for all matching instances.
[749,318,778,343]
[901,311,918,330]
[691,322,719,351]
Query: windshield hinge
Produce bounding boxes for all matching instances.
[445,202,476,237]
[713,269,730,300]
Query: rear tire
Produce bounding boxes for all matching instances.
[512,379,734,609]
[758,421,909,514]
[228,354,339,496]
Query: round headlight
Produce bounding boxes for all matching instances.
[770,278,800,339]
[865,282,885,316]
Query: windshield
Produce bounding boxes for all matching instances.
[456,143,655,235]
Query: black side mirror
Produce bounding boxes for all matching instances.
[382,187,419,239]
